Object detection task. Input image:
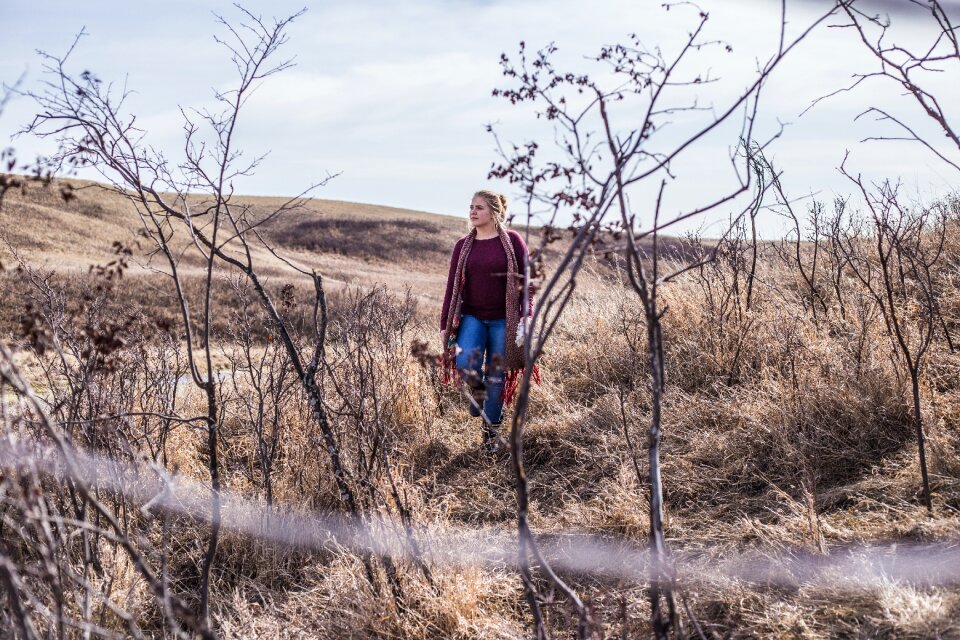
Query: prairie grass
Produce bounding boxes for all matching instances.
[1,178,959,638]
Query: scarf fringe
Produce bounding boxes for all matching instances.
[502,365,541,407]
[441,357,461,386]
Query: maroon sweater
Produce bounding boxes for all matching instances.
[440,231,533,330]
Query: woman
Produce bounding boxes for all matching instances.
[440,189,534,453]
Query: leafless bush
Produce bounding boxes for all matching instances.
[489,3,837,636]
[0,331,212,638]
[835,174,949,513]
[222,276,297,508]
[10,3,437,628]
[685,226,759,389]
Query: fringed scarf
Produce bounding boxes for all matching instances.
[441,226,540,406]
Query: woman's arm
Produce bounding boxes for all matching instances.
[440,238,464,331]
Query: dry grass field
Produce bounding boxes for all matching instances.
[1,177,959,639]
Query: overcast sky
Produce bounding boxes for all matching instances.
[1,0,957,237]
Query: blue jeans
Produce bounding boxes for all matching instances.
[455,314,506,424]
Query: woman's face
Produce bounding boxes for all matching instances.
[469,196,495,229]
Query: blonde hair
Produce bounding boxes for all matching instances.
[473,190,508,229]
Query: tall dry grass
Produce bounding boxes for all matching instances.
[1,181,959,638]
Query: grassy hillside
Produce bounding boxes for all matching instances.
[1,177,959,639]
[0,177,473,338]
[0,176,465,275]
